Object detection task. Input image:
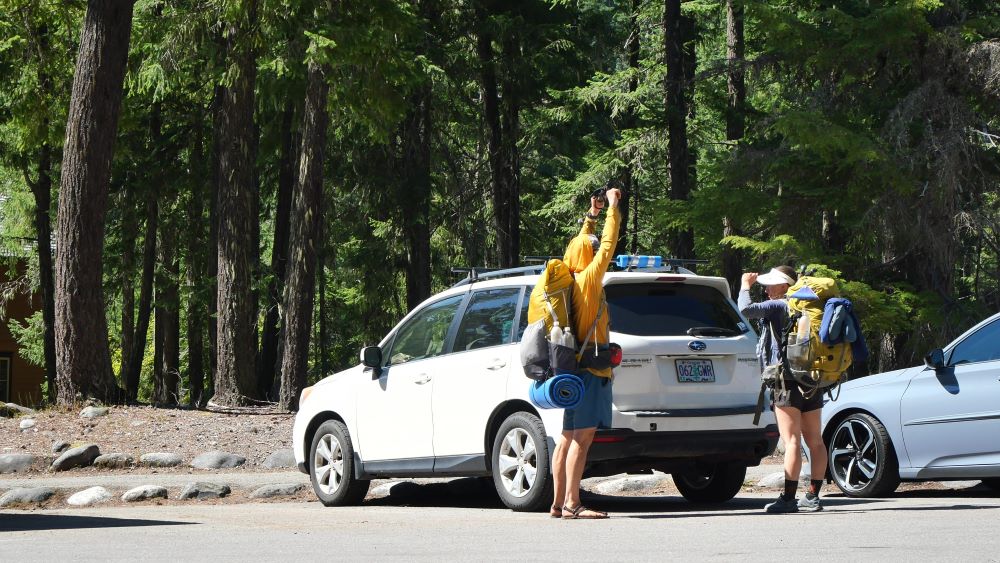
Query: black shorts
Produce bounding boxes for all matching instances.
[771,381,823,413]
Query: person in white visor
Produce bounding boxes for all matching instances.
[738,265,827,514]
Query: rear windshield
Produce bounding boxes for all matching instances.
[605,283,747,337]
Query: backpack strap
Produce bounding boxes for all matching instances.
[578,298,606,356]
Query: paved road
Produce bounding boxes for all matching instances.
[3,485,999,562]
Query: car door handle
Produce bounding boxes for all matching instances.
[414,374,432,385]
[487,360,507,371]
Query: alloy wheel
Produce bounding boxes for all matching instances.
[830,417,879,493]
[313,433,345,495]
[496,427,537,498]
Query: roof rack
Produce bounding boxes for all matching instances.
[450,265,546,288]
[611,257,708,275]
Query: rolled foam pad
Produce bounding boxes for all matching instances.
[529,372,584,409]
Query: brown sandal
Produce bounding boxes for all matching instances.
[562,504,608,519]
[550,505,563,518]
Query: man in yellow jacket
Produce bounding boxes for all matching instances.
[552,187,621,520]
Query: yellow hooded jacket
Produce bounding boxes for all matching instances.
[562,206,621,378]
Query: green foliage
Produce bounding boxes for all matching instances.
[7,311,44,368]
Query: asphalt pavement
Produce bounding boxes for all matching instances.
[3,488,999,562]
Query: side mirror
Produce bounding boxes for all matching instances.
[924,348,945,370]
[361,346,383,378]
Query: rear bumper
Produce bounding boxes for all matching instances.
[585,425,779,477]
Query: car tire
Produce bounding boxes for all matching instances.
[490,412,553,512]
[673,461,746,503]
[309,420,370,506]
[827,412,900,497]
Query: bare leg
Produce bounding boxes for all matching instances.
[551,430,571,516]
[776,406,804,482]
[562,427,606,518]
[801,409,827,482]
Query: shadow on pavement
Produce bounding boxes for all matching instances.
[583,492,879,518]
[365,477,506,509]
[0,513,195,532]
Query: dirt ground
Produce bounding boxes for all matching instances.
[2,404,295,470]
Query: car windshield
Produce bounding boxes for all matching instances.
[606,282,747,337]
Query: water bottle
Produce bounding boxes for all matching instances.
[562,327,576,350]
[550,322,563,345]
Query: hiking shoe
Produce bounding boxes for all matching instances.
[764,496,799,514]
[798,494,823,512]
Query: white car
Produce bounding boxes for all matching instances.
[292,260,779,511]
[822,312,1000,497]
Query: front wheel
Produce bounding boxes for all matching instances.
[673,461,746,503]
[827,412,900,497]
[309,420,370,506]
[491,412,553,512]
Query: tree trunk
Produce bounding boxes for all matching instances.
[207,82,224,400]
[31,126,58,403]
[153,224,180,406]
[258,103,296,399]
[214,4,260,407]
[476,6,520,268]
[125,191,157,401]
[497,31,521,268]
[187,124,206,408]
[663,0,694,260]
[721,0,745,298]
[278,60,330,412]
[118,195,135,385]
[401,90,432,310]
[54,0,134,405]
[616,0,641,258]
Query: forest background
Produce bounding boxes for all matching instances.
[0,0,998,411]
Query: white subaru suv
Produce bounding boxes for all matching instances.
[292,260,778,511]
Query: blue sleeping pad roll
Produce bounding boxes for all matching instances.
[529,372,585,409]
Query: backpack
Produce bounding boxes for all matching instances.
[752,275,863,425]
[782,276,853,396]
[520,259,611,381]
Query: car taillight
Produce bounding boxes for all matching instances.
[593,435,626,443]
[300,386,313,406]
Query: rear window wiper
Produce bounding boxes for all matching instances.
[687,327,739,337]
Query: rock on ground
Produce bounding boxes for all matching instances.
[67,486,112,507]
[51,444,101,471]
[591,474,669,495]
[263,449,296,469]
[94,453,134,469]
[1,403,35,417]
[79,406,109,419]
[0,487,55,507]
[0,454,35,474]
[121,485,169,502]
[190,451,246,470]
[140,452,183,467]
[178,482,231,500]
[249,483,305,499]
[51,440,71,454]
[19,419,36,430]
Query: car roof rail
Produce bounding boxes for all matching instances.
[450,265,546,288]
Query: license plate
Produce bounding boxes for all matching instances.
[675,359,715,383]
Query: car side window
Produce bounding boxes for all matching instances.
[453,288,521,351]
[948,319,1000,365]
[386,295,464,365]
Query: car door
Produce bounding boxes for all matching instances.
[356,294,464,464]
[900,318,1000,469]
[431,287,523,467]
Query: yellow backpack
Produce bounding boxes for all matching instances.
[520,260,577,380]
[784,276,852,395]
